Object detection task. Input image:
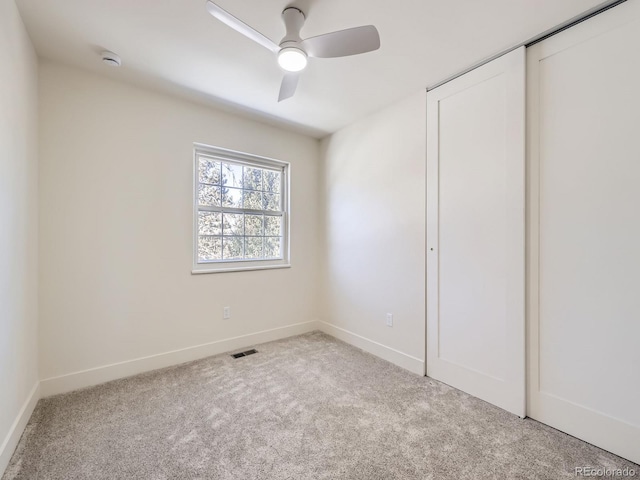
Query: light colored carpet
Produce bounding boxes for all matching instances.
[3,332,637,479]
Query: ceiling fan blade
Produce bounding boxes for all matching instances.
[206,1,279,53]
[278,73,299,102]
[301,25,380,58]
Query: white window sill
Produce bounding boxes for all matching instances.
[192,263,291,274]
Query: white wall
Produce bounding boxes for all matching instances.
[320,91,427,374]
[38,62,320,391]
[0,0,40,472]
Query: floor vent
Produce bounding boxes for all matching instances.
[231,349,258,359]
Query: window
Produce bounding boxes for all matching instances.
[193,144,290,273]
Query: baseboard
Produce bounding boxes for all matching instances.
[40,320,320,397]
[318,321,425,376]
[0,382,40,478]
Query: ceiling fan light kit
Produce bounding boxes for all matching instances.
[278,47,308,72]
[205,1,380,101]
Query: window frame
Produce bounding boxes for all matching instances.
[192,143,291,274]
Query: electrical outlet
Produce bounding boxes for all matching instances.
[386,313,393,327]
[223,306,231,319]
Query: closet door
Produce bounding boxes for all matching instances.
[426,47,525,417]
[528,1,640,463]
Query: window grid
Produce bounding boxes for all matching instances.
[194,147,289,270]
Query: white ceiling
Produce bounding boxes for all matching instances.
[16,0,607,137]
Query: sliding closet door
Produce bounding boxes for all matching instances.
[426,47,525,417]
[528,1,640,463]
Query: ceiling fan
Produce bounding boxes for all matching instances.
[205,1,381,102]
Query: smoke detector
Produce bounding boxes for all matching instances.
[101,51,121,67]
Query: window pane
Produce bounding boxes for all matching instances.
[222,236,243,259]
[264,215,282,237]
[198,184,221,207]
[199,158,221,185]
[222,213,244,236]
[263,170,281,193]
[198,212,222,235]
[263,193,280,211]
[198,236,222,261]
[221,187,242,208]
[194,149,289,270]
[243,167,262,191]
[265,237,282,258]
[245,214,263,236]
[245,237,264,259]
[221,163,243,188]
[243,190,262,210]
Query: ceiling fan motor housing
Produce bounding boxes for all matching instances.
[277,7,308,72]
[280,7,305,48]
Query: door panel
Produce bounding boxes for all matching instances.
[426,47,526,417]
[527,0,640,463]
